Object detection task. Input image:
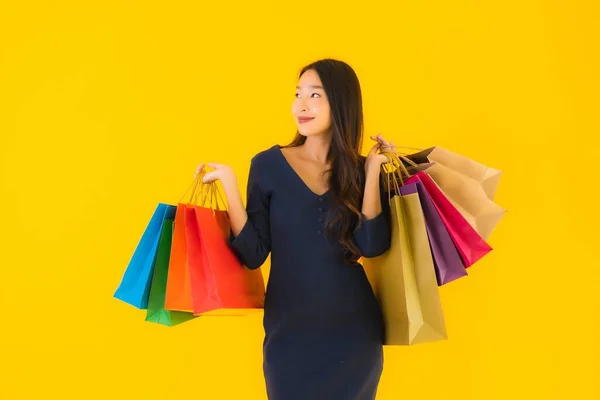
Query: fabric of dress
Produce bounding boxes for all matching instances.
[228,144,392,400]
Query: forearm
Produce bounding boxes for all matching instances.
[222,179,248,237]
[361,167,383,219]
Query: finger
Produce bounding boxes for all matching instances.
[367,142,381,157]
[194,164,205,178]
[368,141,381,153]
[377,134,391,147]
[202,171,218,183]
[383,141,396,152]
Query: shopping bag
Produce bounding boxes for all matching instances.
[403,146,502,200]
[164,203,195,312]
[185,204,211,314]
[146,219,196,326]
[113,203,176,309]
[186,177,265,316]
[363,161,447,345]
[405,171,492,267]
[399,181,467,286]
[415,162,506,240]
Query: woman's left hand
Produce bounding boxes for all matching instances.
[365,133,396,173]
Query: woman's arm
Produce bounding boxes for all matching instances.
[352,135,397,258]
[222,175,248,238]
[361,164,385,219]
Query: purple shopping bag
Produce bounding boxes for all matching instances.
[400,182,467,286]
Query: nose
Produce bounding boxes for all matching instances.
[297,97,309,113]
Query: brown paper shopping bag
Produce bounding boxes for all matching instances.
[362,156,447,345]
[419,162,506,240]
[404,146,502,200]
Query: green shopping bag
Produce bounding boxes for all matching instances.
[146,218,197,326]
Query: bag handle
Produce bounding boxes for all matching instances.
[179,171,228,213]
[202,180,228,212]
[179,172,205,204]
[393,145,423,152]
[379,150,404,203]
[379,149,423,203]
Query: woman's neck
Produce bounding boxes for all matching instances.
[301,134,332,163]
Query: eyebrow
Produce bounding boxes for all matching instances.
[296,85,324,90]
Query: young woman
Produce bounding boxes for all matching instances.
[196,58,396,400]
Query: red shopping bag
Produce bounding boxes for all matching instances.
[185,181,265,315]
[405,171,492,267]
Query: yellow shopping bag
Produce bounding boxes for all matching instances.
[362,152,448,345]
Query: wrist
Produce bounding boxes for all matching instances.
[222,177,238,196]
[364,160,382,176]
[221,172,237,188]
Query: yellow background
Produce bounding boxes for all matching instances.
[1,1,599,399]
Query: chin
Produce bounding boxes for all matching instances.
[297,127,328,137]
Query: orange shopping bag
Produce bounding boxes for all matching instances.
[164,202,195,312]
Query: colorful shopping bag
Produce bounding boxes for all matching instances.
[363,161,447,345]
[113,203,176,309]
[403,146,502,200]
[399,181,467,286]
[405,171,492,267]
[146,218,196,326]
[186,178,265,316]
[164,203,195,312]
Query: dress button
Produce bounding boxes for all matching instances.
[318,217,324,223]
[318,197,323,203]
[317,229,322,235]
[318,207,324,212]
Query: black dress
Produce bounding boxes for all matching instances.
[228,144,392,400]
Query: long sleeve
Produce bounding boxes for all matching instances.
[227,159,272,270]
[352,172,392,258]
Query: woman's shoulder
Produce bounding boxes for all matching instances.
[245,144,284,181]
[244,145,282,192]
[250,144,280,165]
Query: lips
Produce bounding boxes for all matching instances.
[298,117,315,124]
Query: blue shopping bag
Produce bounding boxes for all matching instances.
[114,203,177,308]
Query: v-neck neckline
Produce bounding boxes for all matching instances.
[274,145,331,198]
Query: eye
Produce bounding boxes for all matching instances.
[295,92,321,98]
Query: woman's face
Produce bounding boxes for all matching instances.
[292,69,332,138]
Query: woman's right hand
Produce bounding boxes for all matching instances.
[195,162,238,190]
